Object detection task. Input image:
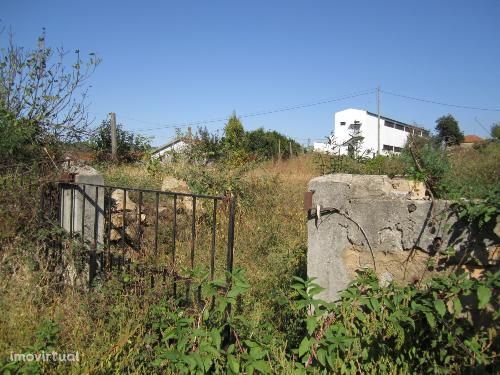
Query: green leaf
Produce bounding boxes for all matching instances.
[228,355,240,374]
[368,297,380,312]
[316,348,327,367]
[210,329,221,349]
[477,285,492,309]
[434,299,446,317]
[249,346,266,360]
[202,308,210,321]
[306,316,317,335]
[424,312,436,328]
[298,337,311,358]
[252,360,271,374]
[453,297,462,317]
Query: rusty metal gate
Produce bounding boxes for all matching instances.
[38,178,236,302]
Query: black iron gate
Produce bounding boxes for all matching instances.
[39,179,236,302]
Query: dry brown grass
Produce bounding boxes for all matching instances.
[0,155,320,372]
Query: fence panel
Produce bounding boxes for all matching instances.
[49,180,236,303]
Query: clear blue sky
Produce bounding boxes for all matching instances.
[2,0,500,145]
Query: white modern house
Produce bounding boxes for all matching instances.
[314,108,429,157]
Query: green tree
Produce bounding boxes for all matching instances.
[491,122,500,140]
[435,114,464,145]
[223,112,245,150]
[90,119,151,162]
[246,128,301,160]
[0,30,100,145]
[223,112,247,165]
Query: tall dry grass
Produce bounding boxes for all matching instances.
[0,155,320,372]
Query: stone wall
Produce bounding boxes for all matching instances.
[307,174,498,301]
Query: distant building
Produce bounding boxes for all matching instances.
[151,137,189,161]
[461,134,484,148]
[314,108,429,157]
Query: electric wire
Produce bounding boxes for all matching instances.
[381,90,500,112]
[123,89,376,132]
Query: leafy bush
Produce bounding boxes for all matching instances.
[293,270,498,373]
[443,141,500,201]
[246,128,302,160]
[90,119,151,163]
[314,153,405,177]
[0,106,39,164]
[68,269,498,374]
[174,121,302,167]
[401,134,450,195]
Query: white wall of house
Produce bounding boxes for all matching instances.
[152,140,188,160]
[314,108,428,156]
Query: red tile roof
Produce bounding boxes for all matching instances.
[463,135,483,143]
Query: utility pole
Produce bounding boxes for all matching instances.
[110,112,117,162]
[377,86,381,155]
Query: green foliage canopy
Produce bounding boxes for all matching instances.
[435,114,464,145]
[246,127,301,160]
[90,119,151,162]
[0,105,38,164]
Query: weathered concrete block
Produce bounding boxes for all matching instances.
[61,165,105,245]
[307,174,498,301]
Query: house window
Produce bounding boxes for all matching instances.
[340,121,346,126]
[395,124,404,131]
[384,121,394,128]
[383,144,393,151]
[394,146,402,152]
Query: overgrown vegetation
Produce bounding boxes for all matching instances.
[0,29,498,374]
[0,30,99,163]
[162,114,303,167]
[90,118,151,163]
[1,148,498,373]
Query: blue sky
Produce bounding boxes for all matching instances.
[2,0,499,145]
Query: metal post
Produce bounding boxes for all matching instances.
[121,189,127,268]
[226,196,236,274]
[81,185,86,241]
[210,199,217,281]
[154,192,159,255]
[172,194,177,298]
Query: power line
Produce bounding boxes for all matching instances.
[129,89,376,132]
[381,90,500,112]
[474,117,491,136]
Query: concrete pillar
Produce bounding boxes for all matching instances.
[306,174,494,301]
[61,166,105,246]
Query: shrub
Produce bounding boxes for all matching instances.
[401,134,450,196]
[292,269,499,373]
[246,128,302,160]
[0,106,39,164]
[90,119,151,163]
